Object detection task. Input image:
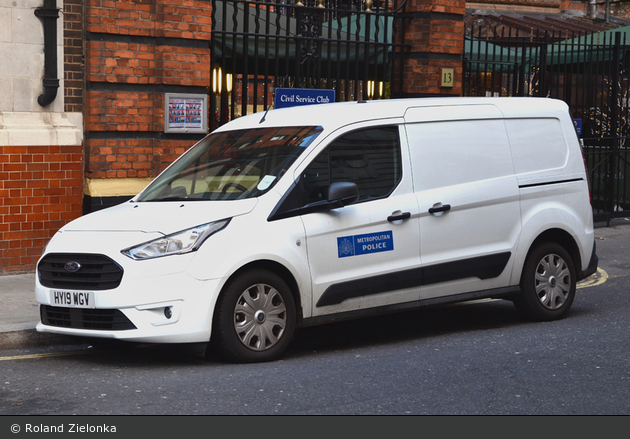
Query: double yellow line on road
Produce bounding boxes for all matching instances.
[0,350,95,361]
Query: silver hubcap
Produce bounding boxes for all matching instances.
[234,283,287,351]
[535,253,571,310]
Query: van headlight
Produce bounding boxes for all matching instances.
[121,219,230,260]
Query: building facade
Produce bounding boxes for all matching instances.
[1,0,83,274]
[0,0,609,274]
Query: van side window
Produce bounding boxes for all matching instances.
[300,126,402,205]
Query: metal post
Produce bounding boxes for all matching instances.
[607,31,621,222]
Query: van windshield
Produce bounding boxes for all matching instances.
[137,126,323,202]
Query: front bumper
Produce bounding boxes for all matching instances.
[36,271,223,344]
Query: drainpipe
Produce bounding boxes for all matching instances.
[34,0,60,107]
[589,0,597,19]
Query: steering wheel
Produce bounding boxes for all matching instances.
[221,182,248,194]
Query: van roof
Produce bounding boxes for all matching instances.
[215,97,570,132]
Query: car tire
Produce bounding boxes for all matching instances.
[514,242,577,321]
[212,269,296,363]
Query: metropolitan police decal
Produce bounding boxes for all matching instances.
[337,231,394,258]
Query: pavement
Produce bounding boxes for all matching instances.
[1,218,629,350]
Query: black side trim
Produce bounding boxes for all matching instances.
[317,268,422,307]
[304,286,521,328]
[424,252,511,285]
[316,252,512,307]
[519,178,583,189]
[578,242,598,281]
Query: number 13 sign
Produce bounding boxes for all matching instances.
[440,68,454,88]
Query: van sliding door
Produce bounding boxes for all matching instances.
[404,110,521,300]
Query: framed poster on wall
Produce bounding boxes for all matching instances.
[164,93,208,134]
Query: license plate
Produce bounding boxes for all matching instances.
[51,290,95,309]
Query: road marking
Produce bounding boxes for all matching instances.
[0,350,95,362]
[577,268,608,289]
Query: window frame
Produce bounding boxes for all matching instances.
[267,124,404,221]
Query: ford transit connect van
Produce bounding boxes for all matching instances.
[36,97,598,362]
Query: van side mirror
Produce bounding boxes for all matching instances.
[267,180,359,221]
[328,182,359,207]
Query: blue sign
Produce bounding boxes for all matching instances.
[274,88,335,109]
[574,118,582,135]
[337,231,394,258]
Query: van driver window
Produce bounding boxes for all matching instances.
[300,126,401,205]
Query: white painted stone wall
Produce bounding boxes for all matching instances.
[0,0,82,146]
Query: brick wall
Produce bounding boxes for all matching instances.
[395,0,465,97]
[0,145,83,274]
[84,0,212,210]
[560,0,588,12]
[64,0,85,113]
[86,137,190,179]
[0,0,84,274]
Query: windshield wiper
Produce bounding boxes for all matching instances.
[146,197,199,202]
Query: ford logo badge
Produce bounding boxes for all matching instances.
[64,261,81,273]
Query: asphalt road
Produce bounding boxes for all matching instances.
[1,222,628,416]
[0,264,627,416]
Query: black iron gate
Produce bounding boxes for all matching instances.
[210,0,407,127]
[464,26,630,223]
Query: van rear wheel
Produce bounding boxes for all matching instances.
[514,242,576,321]
[212,269,296,363]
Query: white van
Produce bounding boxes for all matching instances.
[36,97,598,362]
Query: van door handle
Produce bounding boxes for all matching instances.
[387,212,411,222]
[428,204,451,214]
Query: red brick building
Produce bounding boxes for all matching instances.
[81,0,213,210]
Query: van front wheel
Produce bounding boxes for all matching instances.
[212,269,296,363]
[514,243,576,321]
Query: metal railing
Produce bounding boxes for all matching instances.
[464,26,630,222]
[209,0,407,127]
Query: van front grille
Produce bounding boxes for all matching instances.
[38,253,123,291]
[40,305,136,331]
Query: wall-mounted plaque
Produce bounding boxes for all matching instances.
[164,93,208,134]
